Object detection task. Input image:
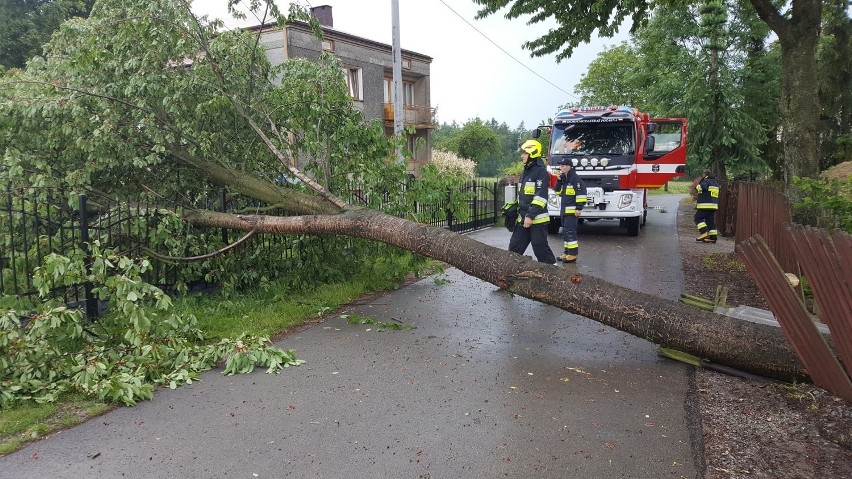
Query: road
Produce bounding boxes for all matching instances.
[0,194,702,479]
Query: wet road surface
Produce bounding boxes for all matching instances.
[0,194,702,479]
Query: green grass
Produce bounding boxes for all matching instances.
[174,279,375,340]
[647,181,692,195]
[0,395,112,455]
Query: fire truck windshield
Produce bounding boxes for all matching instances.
[550,123,634,156]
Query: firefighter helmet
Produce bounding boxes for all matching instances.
[520,139,542,159]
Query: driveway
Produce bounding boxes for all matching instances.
[0,194,702,479]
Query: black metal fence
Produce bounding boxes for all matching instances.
[2,179,501,317]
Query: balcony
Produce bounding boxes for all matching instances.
[383,103,437,129]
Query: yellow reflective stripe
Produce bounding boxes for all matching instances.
[532,199,546,208]
[532,217,550,224]
[709,186,720,198]
[564,207,576,214]
[564,241,578,248]
[533,195,547,203]
[565,187,575,195]
[695,184,703,193]
[524,186,535,194]
[696,222,707,229]
[696,203,718,210]
[576,197,587,204]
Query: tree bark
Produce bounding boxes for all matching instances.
[184,207,810,381]
[750,0,822,182]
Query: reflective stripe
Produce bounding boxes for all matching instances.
[565,187,575,195]
[708,186,719,198]
[532,199,546,208]
[696,222,707,230]
[709,230,718,235]
[576,197,587,204]
[533,195,547,204]
[695,184,703,193]
[564,241,578,248]
[564,207,576,214]
[532,216,550,224]
[696,203,718,210]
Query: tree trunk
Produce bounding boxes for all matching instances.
[751,0,823,182]
[184,207,810,381]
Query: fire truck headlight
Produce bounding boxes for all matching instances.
[580,158,589,167]
[590,158,599,167]
[571,158,578,166]
[618,194,633,209]
[600,158,610,167]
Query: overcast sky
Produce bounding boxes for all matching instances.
[194,1,629,129]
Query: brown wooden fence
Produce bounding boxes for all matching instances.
[733,182,852,399]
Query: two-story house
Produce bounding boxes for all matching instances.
[250,5,435,175]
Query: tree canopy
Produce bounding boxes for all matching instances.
[0,0,96,69]
[473,0,830,183]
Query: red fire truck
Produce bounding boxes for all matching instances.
[534,106,687,236]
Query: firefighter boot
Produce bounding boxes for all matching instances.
[562,254,577,263]
[695,232,708,242]
[703,235,718,244]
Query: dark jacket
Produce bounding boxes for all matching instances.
[553,169,587,215]
[695,175,720,210]
[518,158,552,225]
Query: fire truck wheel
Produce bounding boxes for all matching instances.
[626,216,640,236]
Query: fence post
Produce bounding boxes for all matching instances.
[219,189,228,244]
[493,181,499,225]
[471,180,478,228]
[446,188,453,231]
[78,194,98,321]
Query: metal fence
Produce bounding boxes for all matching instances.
[2,179,500,317]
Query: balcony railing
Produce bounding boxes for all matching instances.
[383,103,437,129]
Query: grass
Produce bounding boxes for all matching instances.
[0,395,111,456]
[0,261,420,456]
[647,181,692,195]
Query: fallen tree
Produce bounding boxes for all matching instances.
[0,0,810,382]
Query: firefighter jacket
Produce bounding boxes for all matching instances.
[518,158,552,225]
[553,169,587,216]
[695,175,720,210]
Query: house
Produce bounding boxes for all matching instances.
[250,5,435,175]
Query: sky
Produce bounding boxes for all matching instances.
[194,1,630,129]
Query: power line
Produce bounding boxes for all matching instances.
[435,0,580,101]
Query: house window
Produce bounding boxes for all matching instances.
[403,81,414,105]
[343,67,363,101]
[402,58,411,69]
[383,78,416,105]
[322,39,335,51]
[407,134,416,156]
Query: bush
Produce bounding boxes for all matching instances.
[430,150,476,179]
[792,176,852,233]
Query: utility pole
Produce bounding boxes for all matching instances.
[391,0,404,164]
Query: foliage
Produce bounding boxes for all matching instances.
[0,0,96,69]
[791,176,852,232]
[817,1,852,171]
[430,150,476,179]
[0,245,304,409]
[473,0,826,185]
[344,314,415,331]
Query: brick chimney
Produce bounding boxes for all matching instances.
[310,6,333,28]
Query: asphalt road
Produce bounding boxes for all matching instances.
[0,194,702,479]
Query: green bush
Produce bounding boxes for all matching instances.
[792,176,852,233]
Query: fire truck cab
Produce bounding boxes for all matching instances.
[534,106,687,236]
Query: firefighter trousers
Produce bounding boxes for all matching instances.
[509,222,556,264]
[694,209,718,237]
[561,214,579,256]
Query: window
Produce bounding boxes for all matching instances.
[383,78,416,106]
[343,67,363,101]
[407,134,416,156]
[402,58,411,69]
[650,123,683,153]
[322,39,335,51]
[403,81,414,105]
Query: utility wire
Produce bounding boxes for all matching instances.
[435,0,580,101]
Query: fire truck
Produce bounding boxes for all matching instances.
[533,106,687,236]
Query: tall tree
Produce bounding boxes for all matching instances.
[0,0,96,69]
[0,0,815,380]
[473,0,825,184]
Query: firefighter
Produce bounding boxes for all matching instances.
[508,139,557,264]
[554,157,587,262]
[693,169,720,243]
